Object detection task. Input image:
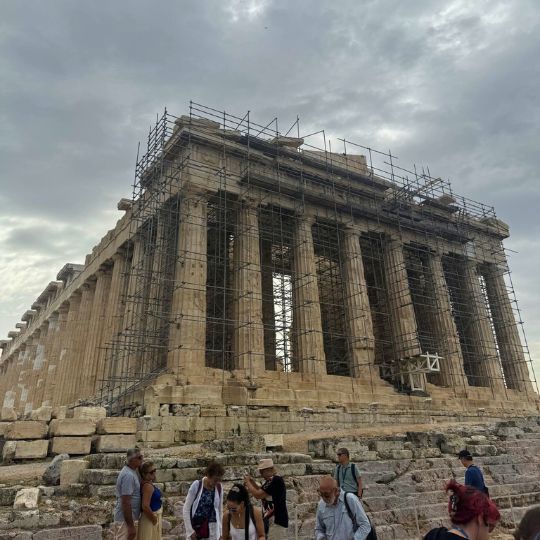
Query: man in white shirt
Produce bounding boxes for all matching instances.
[315,476,371,540]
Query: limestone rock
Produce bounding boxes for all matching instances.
[202,434,265,453]
[60,459,90,486]
[50,436,92,455]
[13,487,40,510]
[29,406,53,422]
[264,434,284,449]
[0,484,22,506]
[0,421,13,437]
[32,525,103,540]
[96,417,137,434]
[42,453,70,485]
[5,421,48,440]
[2,440,17,463]
[48,419,95,436]
[0,406,18,421]
[14,440,49,459]
[72,406,106,421]
[94,434,137,453]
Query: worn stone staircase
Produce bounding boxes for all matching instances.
[1,417,539,539]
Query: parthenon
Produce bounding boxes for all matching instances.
[1,103,538,430]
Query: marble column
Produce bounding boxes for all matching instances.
[462,260,505,392]
[383,237,422,358]
[21,331,41,414]
[292,215,326,375]
[11,345,26,412]
[231,201,265,375]
[341,226,375,378]
[382,237,424,389]
[96,250,130,394]
[28,322,50,410]
[260,238,277,370]
[80,268,112,399]
[426,251,469,390]
[168,191,208,378]
[483,263,534,394]
[41,307,68,407]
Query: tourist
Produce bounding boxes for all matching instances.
[423,479,500,539]
[183,462,225,540]
[458,450,489,495]
[513,506,540,539]
[334,447,364,498]
[137,461,162,540]
[244,458,288,539]
[223,484,265,540]
[315,475,371,540]
[113,448,143,540]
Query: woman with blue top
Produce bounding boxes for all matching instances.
[138,461,162,540]
[184,462,225,540]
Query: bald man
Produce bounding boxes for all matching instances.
[315,476,371,540]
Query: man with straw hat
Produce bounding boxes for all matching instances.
[245,458,288,539]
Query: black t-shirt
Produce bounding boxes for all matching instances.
[423,527,467,540]
[261,475,288,528]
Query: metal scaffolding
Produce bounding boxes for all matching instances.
[95,101,538,411]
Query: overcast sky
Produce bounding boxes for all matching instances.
[1,0,539,386]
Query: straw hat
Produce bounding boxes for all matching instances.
[257,458,274,470]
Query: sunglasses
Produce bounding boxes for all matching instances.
[317,489,336,497]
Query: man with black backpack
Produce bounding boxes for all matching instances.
[334,448,363,498]
[315,476,372,540]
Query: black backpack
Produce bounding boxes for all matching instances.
[343,492,377,540]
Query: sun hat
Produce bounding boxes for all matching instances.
[257,458,274,470]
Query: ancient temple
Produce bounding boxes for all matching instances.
[1,103,538,431]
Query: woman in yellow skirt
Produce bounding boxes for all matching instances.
[137,461,162,540]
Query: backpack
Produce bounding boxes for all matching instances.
[343,492,377,540]
[336,463,359,489]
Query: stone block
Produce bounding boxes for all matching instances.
[97,417,137,434]
[32,525,103,540]
[72,406,106,421]
[264,434,284,449]
[0,406,17,421]
[2,440,17,462]
[5,421,47,440]
[0,485,22,506]
[13,487,40,510]
[161,416,192,431]
[48,419,95,436]
[29,406,53,422]
[60,459,90,486]
[80,469,119,485]
[136,415,162,431]
[50,436,92,455]
[51,406,68,419]
[14,440,49,459]
[42,454,69,485]
[137,430,175,444]
[0,422,13,437]
[94,434,136,453]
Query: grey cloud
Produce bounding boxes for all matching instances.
[1,0,539,383]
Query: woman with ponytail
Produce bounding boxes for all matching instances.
[223,484,265,540]
[424,479,500,539]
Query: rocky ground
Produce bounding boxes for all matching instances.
[1,417,539,539]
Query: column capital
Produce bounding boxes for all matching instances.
[295,210,316,225]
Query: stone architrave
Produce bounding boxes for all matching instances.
[462,260,505,392]
[341,226,375,379]
[425,252,468,390]
[80,267,112,400]
[232,200,265,375]
[167,190,208,378]
[482,263,534,394]
[291,214,326,375]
